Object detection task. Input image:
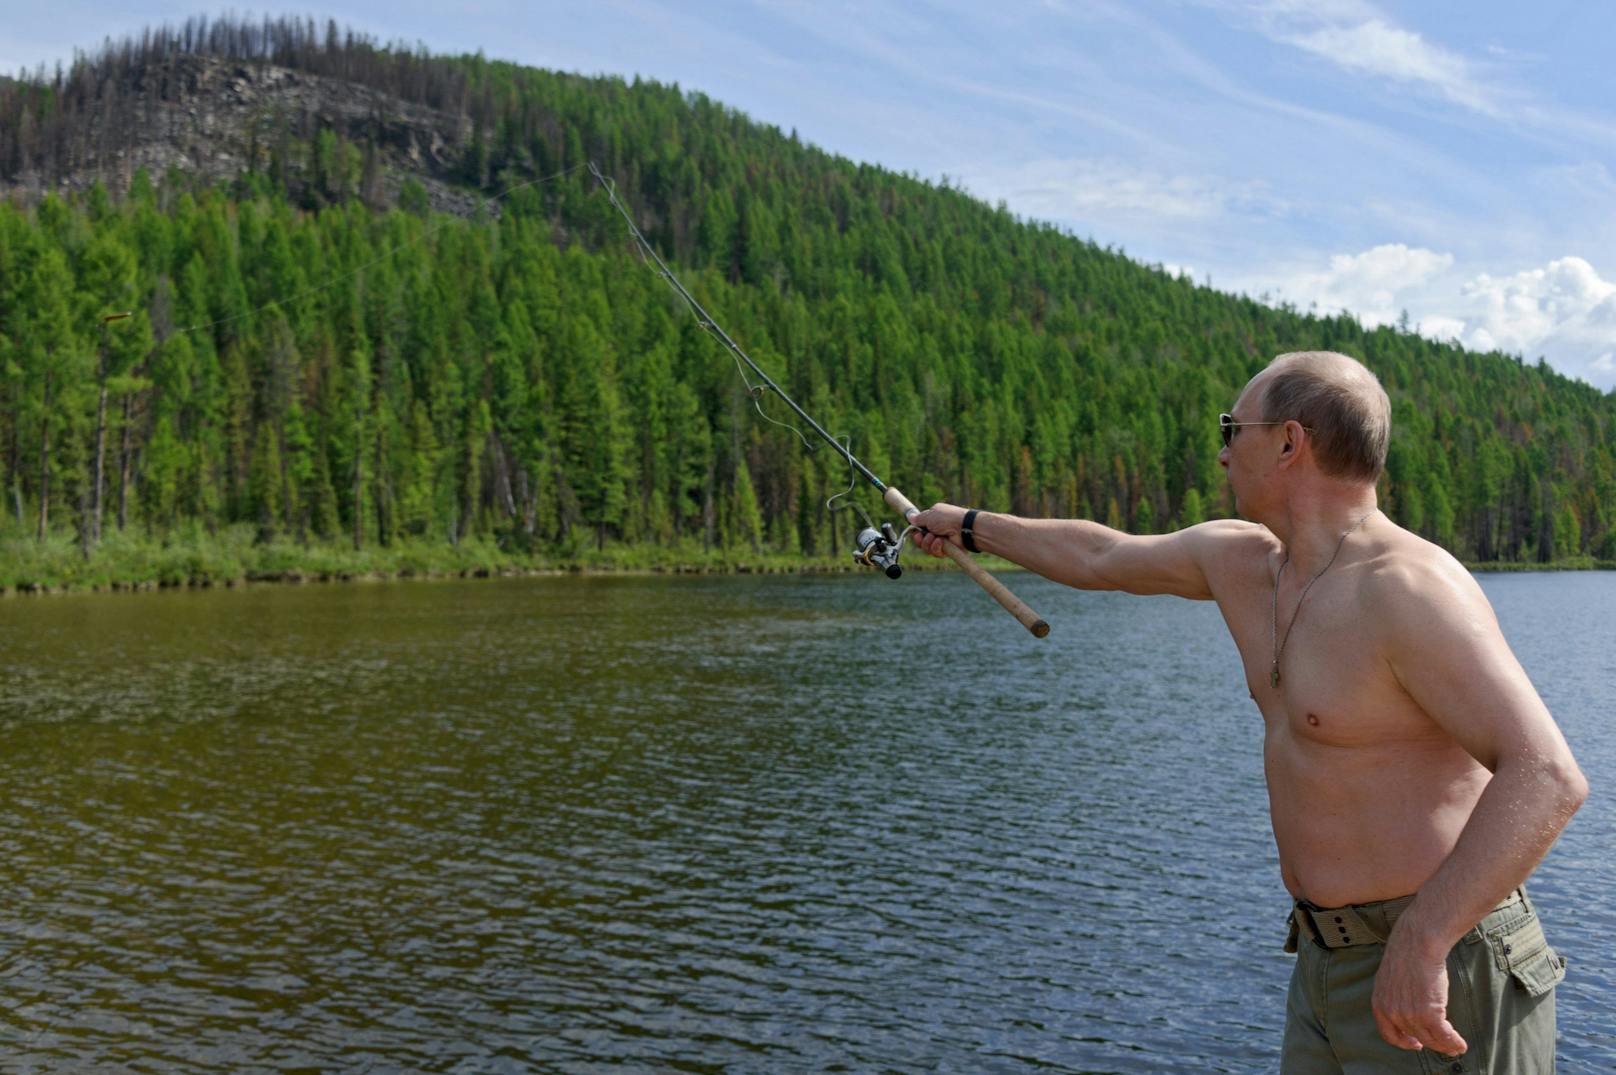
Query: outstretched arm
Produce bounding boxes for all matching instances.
[910,502,1259,600]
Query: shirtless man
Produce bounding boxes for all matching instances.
[913,351,1587,1073]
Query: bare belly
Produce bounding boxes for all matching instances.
[1265,725,1491,906]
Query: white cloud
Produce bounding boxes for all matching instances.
[1417,314,1466,341]
[1458,257,1616,358]
[1285,243,1455,325]
[1228,2,1509,119]
[1262,247,1616,388]
[1278,18,1501,116]
[960,158,1282,225]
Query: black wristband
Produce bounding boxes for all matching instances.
[961,508,981,553]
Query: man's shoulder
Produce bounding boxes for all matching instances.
[1357,523,1488,624]
[1182,520,1279,562]
[1362,523,1472,585]
[1185,518,1276,550]
[1183,519,1280,586]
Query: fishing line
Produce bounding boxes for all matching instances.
[590,162,956,587]
[602,170,820,454]
[825,434,875,530]
[125,152,1045,627]
[594,173,901,551]
[154,155,846,511]
[591,161,926,571]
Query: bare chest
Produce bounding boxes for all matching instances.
[1220,573,1428,746]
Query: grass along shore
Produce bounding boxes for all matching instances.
[0,524,977,595]
[2,525,1610,595]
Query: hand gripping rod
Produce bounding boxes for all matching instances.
[588,163,1049,638]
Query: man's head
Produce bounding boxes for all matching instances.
[1219,351,1390,517]
[1258,351,1390,483]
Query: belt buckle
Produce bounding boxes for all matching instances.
[1293,902,1328,949]
[1327,903,1377,947]
[1301,900,1371,948]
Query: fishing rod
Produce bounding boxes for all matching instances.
[588,162,1049,638]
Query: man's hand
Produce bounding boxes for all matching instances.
[1372,925,1468,1056]
[910,502,968,558]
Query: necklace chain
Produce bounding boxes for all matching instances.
[1270,511,1374,689]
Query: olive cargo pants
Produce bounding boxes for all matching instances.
[1282,888,1564,1074]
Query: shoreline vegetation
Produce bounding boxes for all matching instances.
[3,527,1611,596]
[0,524,966,596]
[4,22,1614,605]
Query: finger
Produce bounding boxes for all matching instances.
[1374,1013,1422,1052]
[1417,1019,1467,1057]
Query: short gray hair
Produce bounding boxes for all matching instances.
[1262,351,1390,482]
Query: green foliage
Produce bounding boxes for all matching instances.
[1,33,1613,587]
[728,459,764,553]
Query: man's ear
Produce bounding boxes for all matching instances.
[1278,420,1304,463]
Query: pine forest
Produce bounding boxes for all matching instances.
[2,17,1613,589]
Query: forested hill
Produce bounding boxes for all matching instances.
[2,17,1613,583]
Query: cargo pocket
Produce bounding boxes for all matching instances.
[1490,915,1567,997]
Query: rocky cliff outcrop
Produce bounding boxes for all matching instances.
[6,54,486,216]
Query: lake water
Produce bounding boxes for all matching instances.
[0,570,1611,1072]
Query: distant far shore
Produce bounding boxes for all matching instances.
[0,526,945,596]
[1461,559,1616,573]
[2,527,1610,596]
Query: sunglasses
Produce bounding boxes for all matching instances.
[1219,413,1297,449]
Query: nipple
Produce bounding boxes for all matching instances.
[1306,713,1320,726]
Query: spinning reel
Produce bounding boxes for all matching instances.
[851,520,917,579]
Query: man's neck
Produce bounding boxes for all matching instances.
[1266,486,1381,577]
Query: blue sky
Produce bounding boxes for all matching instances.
[8,2,1615,388]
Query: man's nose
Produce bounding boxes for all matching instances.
[1218,446,1230,469]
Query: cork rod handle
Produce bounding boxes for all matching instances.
[883,486,1050,638]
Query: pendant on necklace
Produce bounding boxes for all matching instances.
[1271,666,1281,688]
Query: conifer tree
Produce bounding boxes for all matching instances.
[0,20,1611,568]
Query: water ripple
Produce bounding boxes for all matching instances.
[0,573,1610,1071]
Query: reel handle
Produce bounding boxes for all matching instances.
[883,487,1051,639]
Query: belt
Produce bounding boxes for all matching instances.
[1290,887,1528,950]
